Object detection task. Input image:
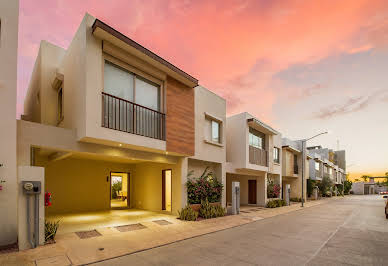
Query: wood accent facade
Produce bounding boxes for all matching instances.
[165,76,195,156]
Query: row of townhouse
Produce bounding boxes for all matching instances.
[308,146,347,189]
[0,4,346,251]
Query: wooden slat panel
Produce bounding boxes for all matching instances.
[249,145,268,167]
[165,77,195,156]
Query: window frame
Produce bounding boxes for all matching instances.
[248,128,265,149]
[273,147,280,164]
[315,161,320,171]
[211,120,221,143]
[103,57,164,113]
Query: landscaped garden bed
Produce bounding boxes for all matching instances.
[178,167,225,221]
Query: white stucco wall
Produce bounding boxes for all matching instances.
[0,0,19,246]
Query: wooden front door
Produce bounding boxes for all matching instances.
[248,180,257,204]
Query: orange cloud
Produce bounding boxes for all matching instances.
[18,0,388,121]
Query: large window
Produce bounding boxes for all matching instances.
[102,61,164,140]
[249,128,265,149]
[273,147,280,163]
[104,61,160,110]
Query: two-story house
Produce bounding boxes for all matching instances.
[281,138,310,200]
[225,113,282,207]
[16,14,226,249]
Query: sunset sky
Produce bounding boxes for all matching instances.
[17,0,388,178]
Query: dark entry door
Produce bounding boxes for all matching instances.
[248,180,257,204]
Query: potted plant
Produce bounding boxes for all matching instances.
[186,167,223,211]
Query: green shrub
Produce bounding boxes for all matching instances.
[290,197,302,202]
[198,199,226,219]
[344,180,352,194]
[324,191,332,197]
[213,204,226,217]
[45,220,60,243]
[307,180,316,197]
[178,206,198,221]
[186,167,223,204]
[199,199,216,219]
[266,199,285,208]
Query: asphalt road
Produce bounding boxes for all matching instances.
[91,195,388,266]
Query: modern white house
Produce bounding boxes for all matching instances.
[225,113,282,207]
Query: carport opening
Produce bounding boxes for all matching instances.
[110,172,129,209]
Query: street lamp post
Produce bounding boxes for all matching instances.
[301,131,329,207]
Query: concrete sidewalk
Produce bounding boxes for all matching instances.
[0,198,336,266]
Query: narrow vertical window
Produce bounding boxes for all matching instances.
[211,120,220,143]
[273,147,280,163]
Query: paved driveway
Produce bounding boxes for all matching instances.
[91,195,388,266]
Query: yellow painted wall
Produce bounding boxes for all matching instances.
[42,157,134,215]
[41,156,183,215]
[133,162,182,215]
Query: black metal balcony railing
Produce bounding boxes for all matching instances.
[249,145,268,167]
[294,164,299,174]
[102,92,166,140]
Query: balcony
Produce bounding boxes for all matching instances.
[315,170,321,177]
[102,92,166,140]
[294,164,299,174]
[249,145,268,167]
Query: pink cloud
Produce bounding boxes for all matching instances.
[17,0,388,121]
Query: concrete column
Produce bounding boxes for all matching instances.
[18,166,45,250]
[179,157,188,209]
[220,163,226,208]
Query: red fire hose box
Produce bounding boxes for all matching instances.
[45,192,52,206]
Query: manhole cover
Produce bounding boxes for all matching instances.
[152,219,172,225]
[115,223,147,232]
[75,229,102,239]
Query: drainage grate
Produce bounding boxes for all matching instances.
[115,223,147,232]
[152,219,172,226]
[75,229,102,239]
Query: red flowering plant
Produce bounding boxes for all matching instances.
[267,178,280,198]
[186,167,223,204]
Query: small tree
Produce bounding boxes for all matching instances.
[343,180,352,194]
[361,175,370,182]
[317,176,333,196]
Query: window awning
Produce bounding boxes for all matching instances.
[282,145,300,153]
[247,118,280,135]
[92,19,198,88]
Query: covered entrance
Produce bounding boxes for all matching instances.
[226,173,266,207]
[31,146,184,235]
